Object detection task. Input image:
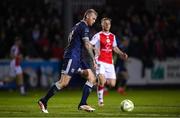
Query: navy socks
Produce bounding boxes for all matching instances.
[42,85,59,103]
[79,84,92,105]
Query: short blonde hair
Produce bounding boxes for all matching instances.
[83,9,98,19]
[101,17,112,23]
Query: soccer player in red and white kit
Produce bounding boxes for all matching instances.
[10,36,26,95]
[90,17,128,106]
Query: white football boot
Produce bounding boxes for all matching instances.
[38,100,49,113]
[78,105,95,112]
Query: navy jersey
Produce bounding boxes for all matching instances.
[63,21,90,60]
[61,21,91,76]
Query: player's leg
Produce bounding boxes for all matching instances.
[117,71,128,95]
[78,69,96,111]
[107,79,116,88]
[38,74,71,113]
[40,74,71,104]
[9,59,24,95]
[101,64,116,101]
[16,72,26,95]
[96,62,106,106]
[12,60,26,95]
[38,58,74,113]
[106,64,116,88]
[97,74,106,106]
[115,61,128,95]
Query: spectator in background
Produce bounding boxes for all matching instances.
[9,36,26,95]
[38,29,51,60]
[31,24,41,43]
[0,29,7,58]
[51,40,64,60]
[154,34,165,61]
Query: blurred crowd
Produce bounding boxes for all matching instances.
[0,0,180,65]
[96,2,180,69]
[0,0,65,60]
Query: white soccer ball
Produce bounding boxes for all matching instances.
[120,99,134,112]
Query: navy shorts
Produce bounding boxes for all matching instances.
[61,58,90,77]
[115,60,127,73]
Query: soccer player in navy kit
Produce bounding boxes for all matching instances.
[38,9,98,113]
[115,36,129,95]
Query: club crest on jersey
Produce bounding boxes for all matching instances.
[106,38,110,43]
[71,68,75,73]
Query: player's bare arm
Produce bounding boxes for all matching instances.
[113,46,128,60]
[84,40,97,66]
[92,46,100,57]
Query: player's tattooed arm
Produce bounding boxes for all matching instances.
[85,42,96,62]
[83,37,97,65]
[113,46,128,60]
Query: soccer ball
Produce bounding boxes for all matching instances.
[120,99,134,112]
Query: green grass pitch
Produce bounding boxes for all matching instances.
[0,88,180,117]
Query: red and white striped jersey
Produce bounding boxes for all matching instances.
[10,45,20,58]
[90,31,117,64]
[10,45,21,66]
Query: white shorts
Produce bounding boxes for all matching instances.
[96,61,116,80]
[9,59,23,77]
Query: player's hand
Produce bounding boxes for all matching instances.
[120,53,128,61]
[93,60,97,69]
